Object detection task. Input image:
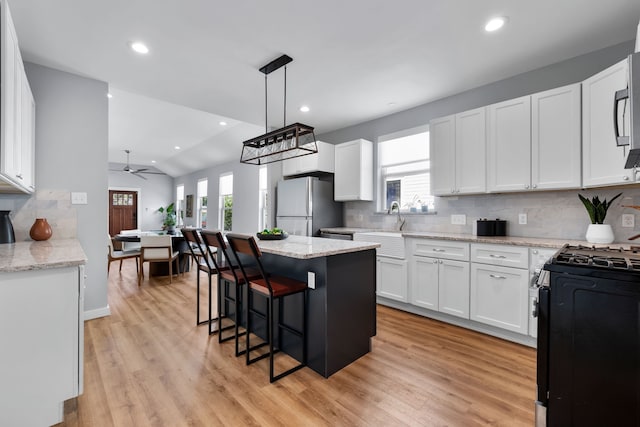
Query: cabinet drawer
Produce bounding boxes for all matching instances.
[410,239,469,261]
[471,244,528,268]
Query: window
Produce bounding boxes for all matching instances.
[258,166,268,231]
[176,184,185,226]
[197,179,208,228]
[219,173,233,231]
[378,127,432,212]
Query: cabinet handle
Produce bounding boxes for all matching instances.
[489,254,506,259]
[433,260,438,264]
[16,174,23,180]
[439,260,443,264]
[489,274,506,279]
[432,248,445,252]
[524,184,529,189]
[532,250,538,254]
[532,184,537,189]
[623,176,630,181]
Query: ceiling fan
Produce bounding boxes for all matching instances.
[110,149,165,180]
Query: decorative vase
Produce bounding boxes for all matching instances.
[0,210,15,244]
[585,224,615,244]
[30,218,52,241]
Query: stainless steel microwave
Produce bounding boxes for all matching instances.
[617,52,640,168]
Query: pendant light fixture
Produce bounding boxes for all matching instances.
[240,54,318,165]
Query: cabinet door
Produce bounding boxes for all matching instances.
[455,107,486,194]
[19,74,35,191]
[582,59,633,187]
[438,259,470,319]
[470,263,529,334]
[430,115,456,195]
[377,256,407,302]
[411,256,439,310]
[531,83,581,190]
[0,2,20,180]
[334,139,373,201]
[487,96,532,192]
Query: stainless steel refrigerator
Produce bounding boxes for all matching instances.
[276,176,343,236]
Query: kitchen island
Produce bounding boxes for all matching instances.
[236,235,380,378]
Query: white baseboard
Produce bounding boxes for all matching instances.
[83,305,111,321]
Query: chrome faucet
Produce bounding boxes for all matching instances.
[388,201,406,231]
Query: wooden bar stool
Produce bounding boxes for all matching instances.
[226,233,307,383]
[200,230,260,355]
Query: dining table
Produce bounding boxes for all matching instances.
[113,230,191,275]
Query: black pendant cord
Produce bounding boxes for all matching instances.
[264,74,268,134]
[283,65,287,127]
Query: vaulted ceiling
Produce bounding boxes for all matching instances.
[9,0,640,176]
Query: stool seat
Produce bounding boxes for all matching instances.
[250,275,307,298]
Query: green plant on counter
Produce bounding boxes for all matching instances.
[578,193,622,224]
[158,202,176,228]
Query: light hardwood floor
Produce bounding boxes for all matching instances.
[59,258,536,426]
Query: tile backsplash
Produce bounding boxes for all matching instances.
[344,187,640,243]
[1,190,77,241]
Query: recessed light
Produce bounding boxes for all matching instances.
[485,17,507,32]
[387,102,397,107]
[130,41,149,54]
[151,160,156,163]
[174,146,181,150]
[219,121,227,126]
[107,93,113,99]
[299,105,310,113]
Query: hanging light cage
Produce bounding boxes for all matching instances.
[240,54,318,165]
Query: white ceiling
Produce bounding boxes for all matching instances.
[8,0,640,177]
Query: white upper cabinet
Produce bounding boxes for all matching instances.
[487,84,581,193]
[282,140,335,177]
[531,83,581,190]
[455,107,486,194]
[487,95,532,192]
[582,58,634,187]
[430,115,455,195]
[431,108,486,196]
[0,0,35,193]
[334,139,373,201]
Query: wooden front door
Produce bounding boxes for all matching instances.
[109,190,138,236]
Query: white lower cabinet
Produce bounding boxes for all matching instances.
[377,256,408,302]
[470,263,530,334]
[0,265,84,426]
[412,255,469,319]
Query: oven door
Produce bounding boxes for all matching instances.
[535,283,550,427]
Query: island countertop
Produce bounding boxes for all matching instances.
[254,234,380,259]
[0,239,87,273]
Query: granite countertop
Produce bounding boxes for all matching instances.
[320,227,381,235]
[256,234,380,259]
[0,239,87,273]
[400,231,603,249]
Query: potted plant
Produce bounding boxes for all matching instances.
[578,192,622,243]
[158,202,177,234]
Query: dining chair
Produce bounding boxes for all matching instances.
[107,234,140,275]
[120,228,142,251]
[139,235,180,286]
[200,230,261,354]
[226,233,307,382]
[181,228,221,328]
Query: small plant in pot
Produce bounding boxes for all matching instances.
[578,192,622,244]
[158,202,177,234]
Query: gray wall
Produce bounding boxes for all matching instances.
[25,63,108,315]
[173,160,282,234]
[108,162,174,230]
[316,40,640,243]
